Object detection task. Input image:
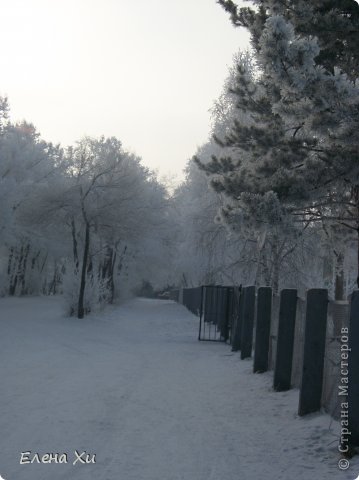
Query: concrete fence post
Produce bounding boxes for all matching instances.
[348,291,359,446]
[231,287,244,352]
[227,287,235,344]
[254,287,272,373]
[219,287,230,341]
[298,289,328,416]
[273,289,297,392]
[240,286,256,359]
[215,287,221,330]
[205,286,215,324]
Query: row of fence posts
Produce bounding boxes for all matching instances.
[170,285,359,449]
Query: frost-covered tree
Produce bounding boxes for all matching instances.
[173,149,325,295]
[218,0,359,79]
[0,99,173,314]
[172,158,249,287]
[195,1,359,292]
[26,135,170,317]
[0,112,64,296]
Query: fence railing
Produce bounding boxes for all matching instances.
[171,285,359,449]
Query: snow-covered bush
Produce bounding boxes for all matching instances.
[62,270,111,317]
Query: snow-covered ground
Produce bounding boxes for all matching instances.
[0,296,358,480]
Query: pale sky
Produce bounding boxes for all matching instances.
[1,0,249,181]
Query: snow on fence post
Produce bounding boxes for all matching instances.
[231,287,244,352]
[253,287,272,373]
[240,286,256,359]
[348,291,359,446]
[273,289,297,392]
[298,289,328,416]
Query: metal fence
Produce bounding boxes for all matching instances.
[171,285,359,447]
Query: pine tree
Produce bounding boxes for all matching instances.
[197,1,359,285]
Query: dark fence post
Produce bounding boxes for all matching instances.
[198,286,204,341]
[349,291,359,446]
[219,287,230,341]
[231,287,244,352]
[182,288,187,308]
[214,286,221,327]
[196,286,202,316]
[178,288,183,305]
[227,287,234,343]
[254,287,272,373]
[169,289,179,301]
[202,286,209,340]
[204,286,213,324]
[240,286,256,359]
[298,289,328,416]
[273,289,297,391]
[203,286,210,324]
[209,286,215,324]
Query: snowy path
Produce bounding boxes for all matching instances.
[0,297,357,480]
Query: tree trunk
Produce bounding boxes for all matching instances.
[7,247,16,295]
[9,247,22,296]
[7,246,14,275]
[258,244,271,287]
[40,252,48,273]
[117,245,127,274]
[31,250,41,271]
[49,260,59,295]
[87,258,93,276]
[20,243,30,295]
[272,242,280,295]
[254,230,267,287]
[353,187,359,289]
[109,250,116,303]
[77,222,90,319]
[334,252,345,300]
[100,246,115,303]
[71,217,79,272]
[254,244,263,287]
